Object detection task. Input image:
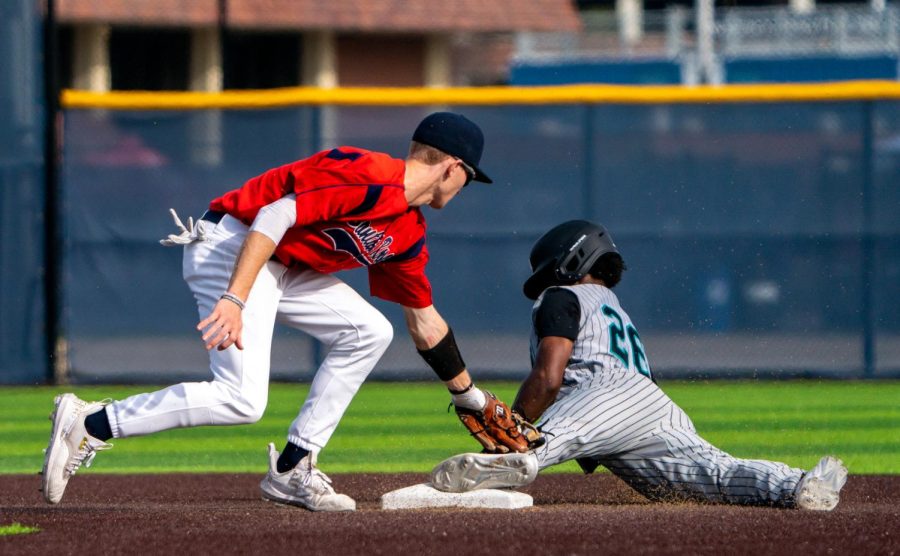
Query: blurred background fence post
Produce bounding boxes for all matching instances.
[861,100,875,378]
[0,0,48,384]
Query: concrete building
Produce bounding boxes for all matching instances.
[53,0,582,92]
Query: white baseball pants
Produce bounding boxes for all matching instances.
[106,214,393,451]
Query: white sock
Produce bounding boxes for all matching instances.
[451,386,487,411]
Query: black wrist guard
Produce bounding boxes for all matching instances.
[417,328,466,381]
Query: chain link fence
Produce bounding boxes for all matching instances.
[514,4,900,84]
[58,100,900,384]
[719,5,900,58]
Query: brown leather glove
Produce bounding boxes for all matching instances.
[512,410,546,451]
[455,391,532,454]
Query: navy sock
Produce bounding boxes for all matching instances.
[276,442,309,473]
[84,408,113,441]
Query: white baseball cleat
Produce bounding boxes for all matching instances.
[795,455,848,511]
[259,443,356,512]
[430,452,539,493]
[41,393,113,504]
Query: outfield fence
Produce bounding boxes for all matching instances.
[2,0,898,386]
[0,0,47,384]
[42,82,900,384]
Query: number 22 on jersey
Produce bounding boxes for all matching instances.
[601,305,652,379]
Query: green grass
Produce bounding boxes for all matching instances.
[0,523,40,536]
[2,380,897,475]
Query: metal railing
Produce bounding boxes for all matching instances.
[718,5,900,58]
[514,4,900,84]
[514,9,684,61]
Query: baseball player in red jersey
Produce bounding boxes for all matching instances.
[41,113,524,511]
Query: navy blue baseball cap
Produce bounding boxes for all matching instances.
[412,112,492,184]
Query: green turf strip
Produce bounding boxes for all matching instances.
[0,523,40,536]
[1,380,897,474]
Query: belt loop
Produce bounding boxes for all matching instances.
[200,210,225,225]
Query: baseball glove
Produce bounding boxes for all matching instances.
[513,411,546,451]
[454,391,544,454]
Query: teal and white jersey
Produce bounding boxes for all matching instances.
[528,282,805,508]
[530,283,652,389]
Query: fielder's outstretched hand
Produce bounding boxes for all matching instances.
[198,299,244,351]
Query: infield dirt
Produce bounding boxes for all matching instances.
[2,473,897,555]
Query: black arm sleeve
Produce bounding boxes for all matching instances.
[416,327,466,381]
[533,288,581,341]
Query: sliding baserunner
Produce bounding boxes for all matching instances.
[431,220,847,511]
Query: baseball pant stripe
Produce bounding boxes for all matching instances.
[536,376,803,505]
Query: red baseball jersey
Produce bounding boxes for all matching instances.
[209,147,432,308]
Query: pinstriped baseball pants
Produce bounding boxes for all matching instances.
[534,371,804,507]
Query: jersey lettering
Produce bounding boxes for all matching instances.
[322,221,395,266]
[601,305,629,367]
[602,304,652,379]
[626,324,652,379]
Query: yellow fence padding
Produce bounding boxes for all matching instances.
[61,80,900,110]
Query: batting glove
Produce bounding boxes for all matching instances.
[159,208,207,246]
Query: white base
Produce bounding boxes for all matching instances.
[380,483,533,510]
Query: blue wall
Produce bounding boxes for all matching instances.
[0,0,47,384]
[58,103,900,381]
[510,60,682,85]
[511,56,899,85]
[725,56,899,83]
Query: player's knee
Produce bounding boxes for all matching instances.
[231,398,266,424]
[216,385,267,424]
[373,317,394,349]
[239,396,267,423]
[359,312,393,352]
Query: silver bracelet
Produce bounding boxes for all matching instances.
[220,292,246,310]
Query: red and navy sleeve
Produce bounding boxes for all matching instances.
[209,162,295,224]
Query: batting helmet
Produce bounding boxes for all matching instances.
[523,220,619,300]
